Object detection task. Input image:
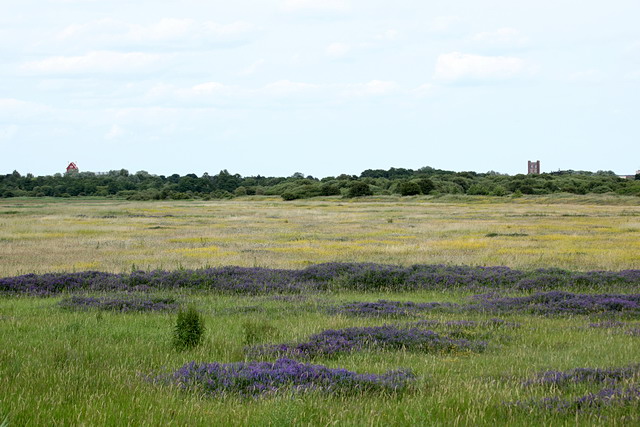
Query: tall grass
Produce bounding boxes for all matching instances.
[1,292,639,425]
[0,196,638,277]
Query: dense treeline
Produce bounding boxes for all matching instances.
[0,167,638,200]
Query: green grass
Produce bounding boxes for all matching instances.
[1,196,639,425]
[1,292,639,426]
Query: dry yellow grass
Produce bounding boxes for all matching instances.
[0,195,638,276]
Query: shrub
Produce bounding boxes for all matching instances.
[491,185,507,196]
[417,178,435,194]
[281,191,300,201]
[173,306,205,351]
[397,181,421,196]
[234,186,248,196]
[320,183,341,196]
[346,181,372,198]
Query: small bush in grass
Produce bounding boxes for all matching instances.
[173,306,205,351]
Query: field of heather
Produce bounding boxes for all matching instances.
[1,196,639,425]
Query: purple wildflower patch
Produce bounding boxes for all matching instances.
[164,358,415,397]
[2,263,638,296]
[511,365,640,413]
[59,295,178,312]
[515,386,640,412]
[523,364,640,388]
[468,291,640,316]
[247,325,486,359]
[329,300,457,317]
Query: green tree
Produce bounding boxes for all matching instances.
[398,181,421,196]
[347,181,372,197]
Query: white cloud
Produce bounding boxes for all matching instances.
[190,82,228,95]
[326,42,351,58]
[144,78,403,107]
[569,69,604,84]
[430,16,464,34]
[434,52,532,82]
[342,80,398,97]
[471,28,529,48]
[0,98,51,121]
[21,51,164,75]
[240,59,265,76]
[0,125,19,141]
[374,30,399,41]
[282,0,349,12]
[413,83,436,98]
[146,82,235,104]
[261,80,320,97]
[56,18,256,49]
[105,124,125,140]
[625,70,640,80]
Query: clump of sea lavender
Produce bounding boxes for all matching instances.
[59,295,178,312]
[468,292,640,316]
[514,386,640,413]
[4,263,639,296]
[329,300,458,318]
[523,364,640,388]
[162,358,415,397]
[247,325,486,359]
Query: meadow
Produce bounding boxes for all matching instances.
[1,194,639,276]
[1,195,639,426]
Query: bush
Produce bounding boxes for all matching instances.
[320,183,341,196]
[397,181,421,196]
[281,191,300,201]
[173,306,205,351]
[346,181,372,198]
[417,178,435,194]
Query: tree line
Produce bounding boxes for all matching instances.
[1,167,638,200]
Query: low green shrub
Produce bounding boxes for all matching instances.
[172,306,205,351]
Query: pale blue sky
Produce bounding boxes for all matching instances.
[1,0,639,177]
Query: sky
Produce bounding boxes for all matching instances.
[1,0,639,178]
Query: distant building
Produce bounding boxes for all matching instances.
[618,170,639,179]
[66,162,79,174]
[527,160,540,175]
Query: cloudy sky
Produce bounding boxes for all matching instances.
[1,0,639,177]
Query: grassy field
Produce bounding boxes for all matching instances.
[1,195,639,426]
[0,194,638,276]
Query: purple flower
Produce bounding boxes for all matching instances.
[2,263,637,296]
[523,364,640,387]
[160,358,415,397]
[59,295,178,312]
[468,292,640,316]
[247,325,486,359]
[514,386,640,412]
